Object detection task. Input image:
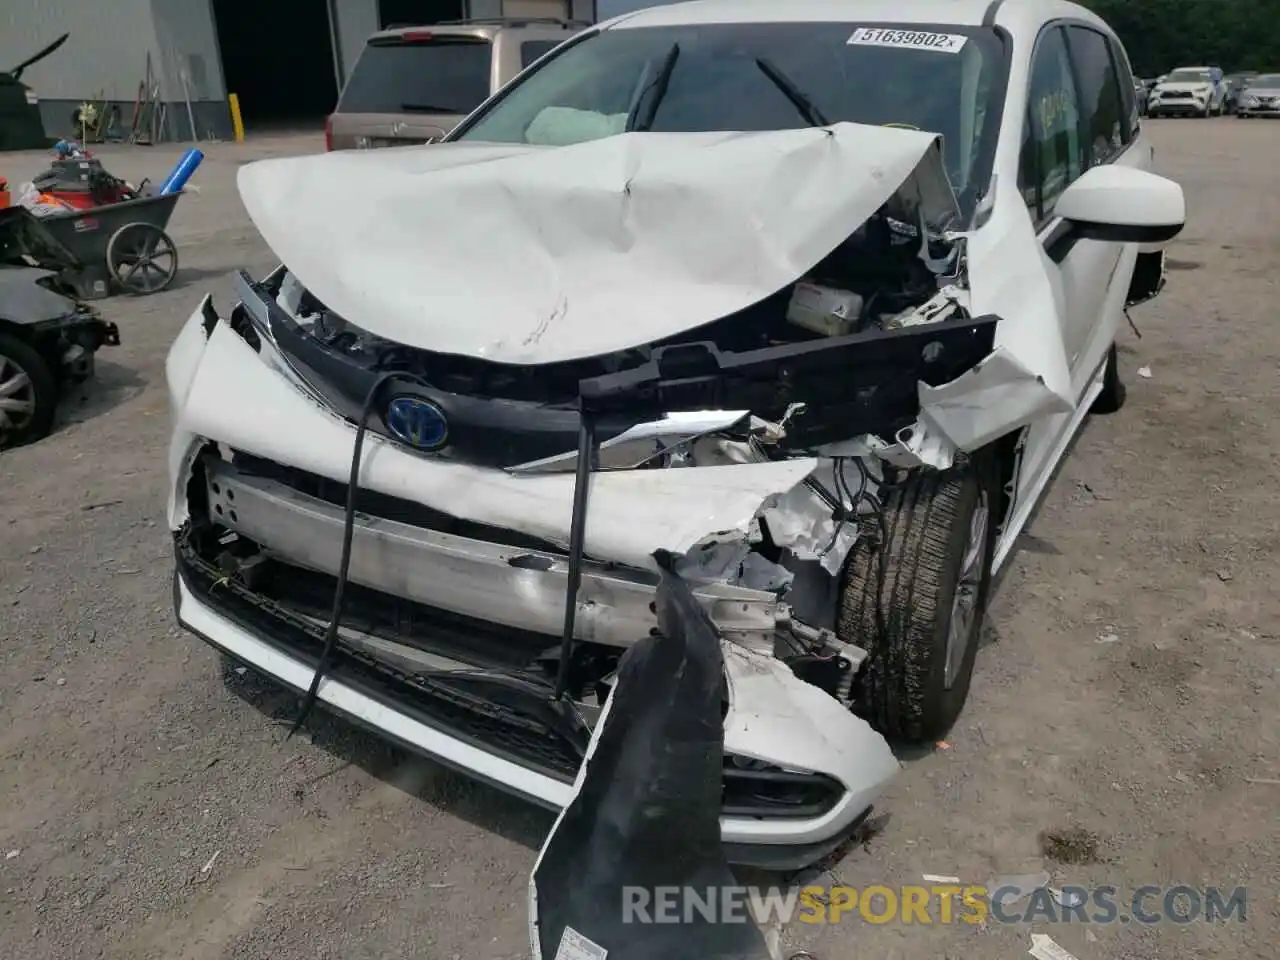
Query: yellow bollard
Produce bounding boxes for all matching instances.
[228,93,245,143]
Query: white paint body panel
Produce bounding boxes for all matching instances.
[237,124,948,364]
[168,312,818,569]
[174,559,897,850]
[165,0,1186,861]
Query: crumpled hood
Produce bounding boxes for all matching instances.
[237,124,957,364]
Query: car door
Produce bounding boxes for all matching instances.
[1013,23,1144,498]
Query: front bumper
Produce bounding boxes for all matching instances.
[1148,99,1208,115]
[167,296,899,868]
[174,561,889,869]
[199,452,781,650]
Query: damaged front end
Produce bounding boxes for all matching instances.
[168,125,1037,865]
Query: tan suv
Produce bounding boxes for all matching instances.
[325,17,586,151]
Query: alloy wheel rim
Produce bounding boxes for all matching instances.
[0,353,37,439]
[944,492,989,689]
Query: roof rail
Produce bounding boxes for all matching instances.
[431,17,591,28]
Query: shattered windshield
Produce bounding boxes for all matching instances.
[452,22,1008,211]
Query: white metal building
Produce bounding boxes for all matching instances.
[0,0,595,142]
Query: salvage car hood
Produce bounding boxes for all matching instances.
[237,124,959,364]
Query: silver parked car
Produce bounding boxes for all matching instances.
[1236,73,1280,118]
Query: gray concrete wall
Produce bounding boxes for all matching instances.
[1,0,232,142]
[0,0,162,103]
[332,0,379,85]
[150,0,227,104]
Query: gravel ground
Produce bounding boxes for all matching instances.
[1,120,1276,960]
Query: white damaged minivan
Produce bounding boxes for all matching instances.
[167,0,1184,869]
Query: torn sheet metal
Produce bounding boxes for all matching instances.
[237,123,957,364]
[529,559,771,960]
[167,309,819,570]
[924,194,1075,451]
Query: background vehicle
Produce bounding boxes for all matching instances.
[0,264,118,448]
[1224,71,1258,113]
[1148,66,1227,116]
[325,18,585,151]
[1134,77,1149,115]
[1236,73,1280,117]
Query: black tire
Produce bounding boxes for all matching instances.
[838,457,997,743]
[0,333,57,449]
[1090,342,1127,414]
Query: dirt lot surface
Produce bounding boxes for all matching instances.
[1,121,1277,960]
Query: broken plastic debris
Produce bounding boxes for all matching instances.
[553,926,608,960]
[1028,932,1080,960]
[936,740,953,750]
[987,872,1051,906]
[1137,366,1153,379]
[922,874,961,884]
[1096,631,1120,644]
[1049,887,1086,908]
[4,849,19,860]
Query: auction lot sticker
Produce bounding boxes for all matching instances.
[848,28,968,53]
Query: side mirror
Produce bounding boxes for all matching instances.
[1055,164,1185,244]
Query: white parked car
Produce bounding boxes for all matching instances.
[1148,65,1227,116]
[166,0,1184,869]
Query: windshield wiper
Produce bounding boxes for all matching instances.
[400,102,461,113]
[754,58,831,128]
[627,43,681,132]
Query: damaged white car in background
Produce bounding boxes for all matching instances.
[166,0,1185,868]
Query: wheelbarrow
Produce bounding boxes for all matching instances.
[33,190,182,298]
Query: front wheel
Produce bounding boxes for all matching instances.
[0,333,57,449]
[838,457,998,743]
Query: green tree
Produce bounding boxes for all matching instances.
[1081,0,1280,74]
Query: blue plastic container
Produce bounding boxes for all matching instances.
[159,148,204,196]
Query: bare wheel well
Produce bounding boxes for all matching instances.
[988,430,1023,541]
[1127,250,1165,305]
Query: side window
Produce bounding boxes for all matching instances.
[1109,37,1141,140]
[521,40,561,69]
[1019,26,1084,221]
[1066,26,1127,164]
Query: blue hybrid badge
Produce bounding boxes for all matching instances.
[385,397,449,451]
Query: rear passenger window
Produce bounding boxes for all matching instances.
[1066,26,1126,165]
[1019,27,1084,221]
[521,40,561,69]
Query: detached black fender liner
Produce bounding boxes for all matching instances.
[530,556,772,960]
